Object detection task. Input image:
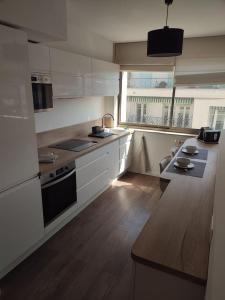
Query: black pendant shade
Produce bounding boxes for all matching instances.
[147,26,184,57]
[147,0,184,57]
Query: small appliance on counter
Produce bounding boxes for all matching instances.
[102,113,114,128]
[198,127,221,143]
[197,127,210,140]
[88,126,114,138]
[203,129,221,143]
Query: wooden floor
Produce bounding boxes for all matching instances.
[0,172,162,300]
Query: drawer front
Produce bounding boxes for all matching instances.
[76,153,108,189]
[119,134,132,146]
[76,143,113,168]
[77,169,110,206]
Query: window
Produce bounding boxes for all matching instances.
[208,106,225,130]
[175,86,225,130]
[119,71,225,132]
[120,71,174,127]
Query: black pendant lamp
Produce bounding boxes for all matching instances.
[147,0,184,57]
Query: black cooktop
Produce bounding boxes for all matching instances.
[50,139,97,152]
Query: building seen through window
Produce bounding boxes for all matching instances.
[120,71,225,130]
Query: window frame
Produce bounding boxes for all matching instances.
[117,71,200,135]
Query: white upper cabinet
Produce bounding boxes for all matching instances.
[50,48,92,98]
[50,48,92,76]
[92,59,120,96]
[92,59,120,80]
[28,43,50,73]
[51,73,84,98]
[28,45,120,98]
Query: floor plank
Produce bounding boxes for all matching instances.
[0,172,162,300]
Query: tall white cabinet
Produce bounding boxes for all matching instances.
[0,25,44,278]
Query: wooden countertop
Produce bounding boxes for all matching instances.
[132,138,218,285]
[38,130,131,174]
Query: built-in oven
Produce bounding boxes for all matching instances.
[31,73,53,112]
[40,161,77,226]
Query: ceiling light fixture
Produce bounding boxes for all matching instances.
[147,0,184,57]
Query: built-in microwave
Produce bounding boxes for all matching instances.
[31,73,53,112]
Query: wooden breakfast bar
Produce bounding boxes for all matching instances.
[131,138,218,300]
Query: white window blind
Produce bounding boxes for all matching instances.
[120,65,174,72]
[175,36,225,86]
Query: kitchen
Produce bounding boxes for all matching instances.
[0,1,225,300]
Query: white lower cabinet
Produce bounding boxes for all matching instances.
[119,134,133,175]
[76,140,119,207]
[0,178,44,274]
[77,169,110,207]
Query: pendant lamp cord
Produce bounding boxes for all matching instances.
[166,4,169,26]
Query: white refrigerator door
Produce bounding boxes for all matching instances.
[0,177,44,274]
[0,25,39,192]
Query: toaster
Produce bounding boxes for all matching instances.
[203,130,221,143]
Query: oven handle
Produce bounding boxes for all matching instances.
[41,168,76,189]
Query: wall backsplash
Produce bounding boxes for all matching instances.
[34,97,106,133]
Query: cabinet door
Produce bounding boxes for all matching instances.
[0,25,39,193]
[92,59,119,80]
[0,178,44,272]
[92,59,120,96]
[52,72,83,98]
[119,134,133,175]
[50,48,91,76]
[28,43,50,73]
[107,140,120,179]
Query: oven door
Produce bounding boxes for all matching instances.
[32,82,53,112]
[41,168,77,226]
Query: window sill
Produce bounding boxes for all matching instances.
[117,124,198,137]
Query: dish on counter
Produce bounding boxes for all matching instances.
[176,157,191,167]
[182,145,199,155]
[174,161,194,170]
[175,157,194,170]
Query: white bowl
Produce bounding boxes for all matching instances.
[176,157,190,167]
[185,145,197,154]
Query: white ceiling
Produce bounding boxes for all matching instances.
[67,0,225,42]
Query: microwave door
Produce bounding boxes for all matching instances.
[32,83,43,111]
[42,83,53,109]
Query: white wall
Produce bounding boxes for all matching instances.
[130,130,192,176]
[0,0,67,42]
[34,97,106,133]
